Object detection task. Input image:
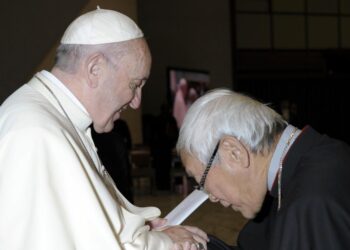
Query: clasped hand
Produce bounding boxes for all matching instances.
[149,218,208,250]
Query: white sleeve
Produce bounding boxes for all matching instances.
[0,127,173,250]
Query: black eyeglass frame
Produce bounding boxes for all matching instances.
[195,141,220,191]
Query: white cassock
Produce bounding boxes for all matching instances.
[0,71,173,250]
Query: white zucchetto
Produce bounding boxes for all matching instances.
[60,7,143,45]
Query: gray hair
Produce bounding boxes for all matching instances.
[176,88,287,165]
[54,42,131,73]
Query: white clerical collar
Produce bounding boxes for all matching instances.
[267,124,301,191]
[41,70,88,115]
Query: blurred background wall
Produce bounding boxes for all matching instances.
[1,0,349,144]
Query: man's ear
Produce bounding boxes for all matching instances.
[85,53,106,88]
[220,135,250,169]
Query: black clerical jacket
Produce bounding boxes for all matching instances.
[236,126,350,250]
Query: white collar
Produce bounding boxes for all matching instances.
[267,125,301,191]
[41,70,88,115]
[30,71,92,132]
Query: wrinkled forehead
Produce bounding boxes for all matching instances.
[132,40,151,69]
[118,40,151,76]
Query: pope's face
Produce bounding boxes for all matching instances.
[181,150,267,219]
[93,40,151,133]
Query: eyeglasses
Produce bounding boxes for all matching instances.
[195,141,220,191]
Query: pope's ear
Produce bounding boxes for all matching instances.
[85,53,106,88]
[220,136,250,168]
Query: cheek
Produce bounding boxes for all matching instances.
[240,194,266,219]
[235,180,267,218]
[207,169,236,202]
[250,188,267,212]
[104,78,127,107]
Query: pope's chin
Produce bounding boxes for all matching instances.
[93,119,115,134]
[113,111,121,122]
[94,112,121,133]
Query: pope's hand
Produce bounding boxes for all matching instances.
[161,225,208,250]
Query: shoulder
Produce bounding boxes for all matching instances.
[0,84,67,137]
[288,134,350,195]
[284,158,350,216]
